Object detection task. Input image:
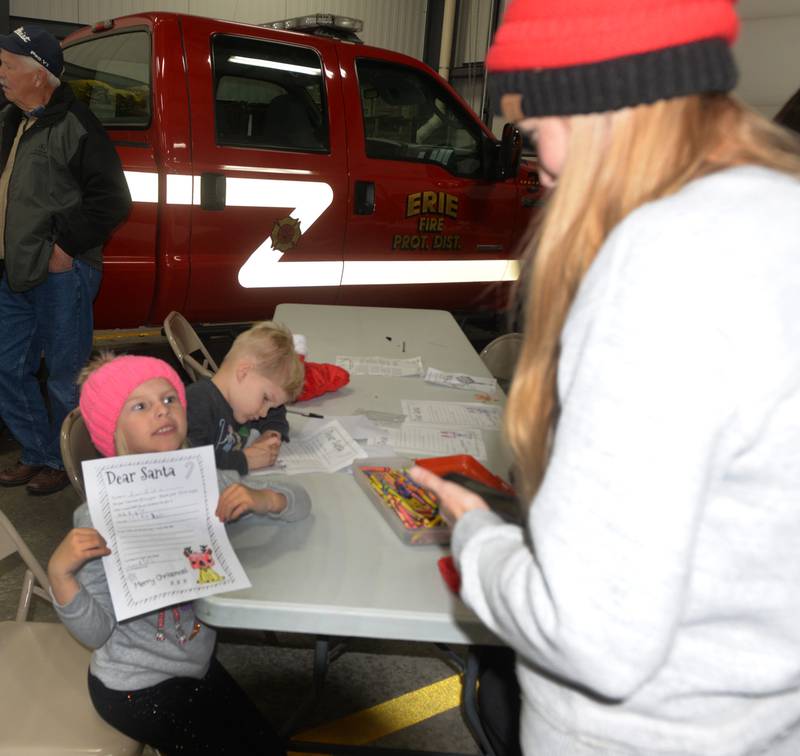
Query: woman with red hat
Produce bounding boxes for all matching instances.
[411,1,800,753]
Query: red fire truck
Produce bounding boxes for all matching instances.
[61,12,541,329]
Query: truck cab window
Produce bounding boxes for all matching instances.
[356,59,482,178]
[62,31,151,128]
[212,35,328,153]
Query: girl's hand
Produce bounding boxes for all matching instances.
[408,466,490,523]
[217,483,287,522]
[48,528,110,605]
[49,528,110,577]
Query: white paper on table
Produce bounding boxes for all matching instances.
[335,355,424,377]
[82,446,250,622]
[401,399,503,430]
[424,367,498,394]
[378,425,487,459]
[260,419,367,474]
[353,408,407,426]
[325,415,386,444]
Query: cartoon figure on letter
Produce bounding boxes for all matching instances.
[183,545,223,584]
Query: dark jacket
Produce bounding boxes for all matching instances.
[0,83,131,292]
[186,378,291,475]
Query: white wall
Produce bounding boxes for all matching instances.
[19,0,796,123]
[449,0,495,125]
[11,0,428,58]
[734,0,800,118]
[453,0,493,67]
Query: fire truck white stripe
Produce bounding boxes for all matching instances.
[167,174,194,205]
[219,176,333,233]
[123,171,159,203]
[238,261,343,288]
[237,259,519,288]
[124,172,520,287]
[341,259,519,285]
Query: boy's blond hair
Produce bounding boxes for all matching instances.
[224,321,304,401]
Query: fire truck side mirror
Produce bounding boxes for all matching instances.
[495,123,522,181]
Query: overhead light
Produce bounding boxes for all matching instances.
[228,55,320,76]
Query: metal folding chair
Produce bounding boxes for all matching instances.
[0,510,142,755]
[163,310,219,382]
[60,407,102,500]
[479,333,524,391]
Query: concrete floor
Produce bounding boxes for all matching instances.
[0,331,487,754]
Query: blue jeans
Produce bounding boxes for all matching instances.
[0,259,101,468]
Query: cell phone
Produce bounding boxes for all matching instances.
[442,472,522,525]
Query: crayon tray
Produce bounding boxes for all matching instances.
[354,457,451,546]
[413,454,515,495]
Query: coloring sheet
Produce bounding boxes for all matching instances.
[424,367,498,394]
[83,445,250,622]
[258,419,367,475]
[335,356,424,377]
[379,425,487,459]
[400,399,503,430]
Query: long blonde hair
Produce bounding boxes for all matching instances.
[506,94,800,500]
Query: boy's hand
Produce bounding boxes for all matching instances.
[244,431,282,470]
[48,528,110,605]
[217,483,287,522]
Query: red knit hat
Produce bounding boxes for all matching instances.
[487,0,739,117]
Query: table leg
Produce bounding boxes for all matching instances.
[281,635,347,736]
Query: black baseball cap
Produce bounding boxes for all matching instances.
[0,25,64,76]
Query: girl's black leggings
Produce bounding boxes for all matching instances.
[88,656,285,755]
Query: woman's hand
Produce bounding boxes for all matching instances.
[48,528,110,605]
[408,465,490,523]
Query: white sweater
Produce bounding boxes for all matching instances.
[453,165,800,755]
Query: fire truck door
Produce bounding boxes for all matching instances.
[338,51,519,311]
[181,17,348,322]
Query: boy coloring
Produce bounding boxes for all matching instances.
[187,321,304,474]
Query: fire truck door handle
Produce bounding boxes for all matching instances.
[200,173,226,211]
[354,181,375,215]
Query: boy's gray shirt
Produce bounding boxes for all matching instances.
[54,472,310,691]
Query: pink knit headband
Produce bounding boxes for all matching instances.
[79,355,187,457]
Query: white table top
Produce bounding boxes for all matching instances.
[195,305,509,645]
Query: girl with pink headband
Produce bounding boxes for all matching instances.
[48,353,310,754]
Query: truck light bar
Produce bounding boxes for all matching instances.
[262,14,363,42]
[92,20,114,33]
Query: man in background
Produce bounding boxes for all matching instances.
[0,25,130,495]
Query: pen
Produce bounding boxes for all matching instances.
[287,409,325,419]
